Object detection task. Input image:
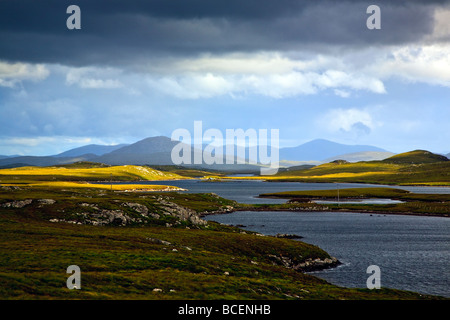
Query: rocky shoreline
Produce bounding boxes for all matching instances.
[267,254,341,272]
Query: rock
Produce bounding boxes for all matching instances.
[267,254,340,272]
[49,218,82,225]
[199,205,235,217]
[146,238,171,246]
[1,199,32,208]
[123,202,160,219]
[80,203,100,210]
[0,186,21,191]
[275,233,303,239]
[159,199,207,226]
[90,209,129,226]
[293,257,340,272]
[38,199,56,205]
[152,288,163,292]
[287,198,312,203]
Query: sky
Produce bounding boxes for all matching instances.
[0,0,450,156]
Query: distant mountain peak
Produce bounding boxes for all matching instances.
[108,136,180,155]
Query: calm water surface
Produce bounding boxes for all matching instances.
[204,211,450,297]
[128,179,450,204]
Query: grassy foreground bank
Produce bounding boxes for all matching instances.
[0,185,443,300]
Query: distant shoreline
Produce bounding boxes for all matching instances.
[232,206,450,218]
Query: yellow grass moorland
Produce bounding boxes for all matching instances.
[0,164,183,182]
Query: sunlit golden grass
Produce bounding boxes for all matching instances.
[0,165,184,182]
[224,160,450,186]
[299,172,391,178]
[2,181,181,191]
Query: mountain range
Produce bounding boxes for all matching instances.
[0,137,398,170]
[53,144,128,157]
[279,139,387,161]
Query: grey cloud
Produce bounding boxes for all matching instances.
[0,0,448,68]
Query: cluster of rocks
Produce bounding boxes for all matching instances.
[84,209,137,226]
[287,198,312,203]
[49,218,81,224]
[198,205,235,217]
[275,233,303,239]
[122,202,160,219]
[146,237,192,251]
[0,186,22,191]
[293,257,340,271]
[158,199,207,226]
[38,199,56,206]
[1,199,33,208]
[1,192,234,228]
[1,198,55,209]
[268,254,340,272]
[146,238,172,245]
[51,199,212,227]
[75,201,163,226]
[287,206,330,211]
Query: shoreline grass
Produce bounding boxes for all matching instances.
[0,189,444,300]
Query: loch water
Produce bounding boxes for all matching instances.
[115,179,450,297]
[204,210,450,298]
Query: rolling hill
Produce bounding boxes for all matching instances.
[323,151,396,163]
[381,150,449,164]
[0,162,183,183]
[269,150,450,185]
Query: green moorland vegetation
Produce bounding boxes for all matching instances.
[0,185,442,300]
[260,150,450,186]
[0,160,445,299]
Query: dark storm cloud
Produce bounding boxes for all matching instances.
[0,0,448,67]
